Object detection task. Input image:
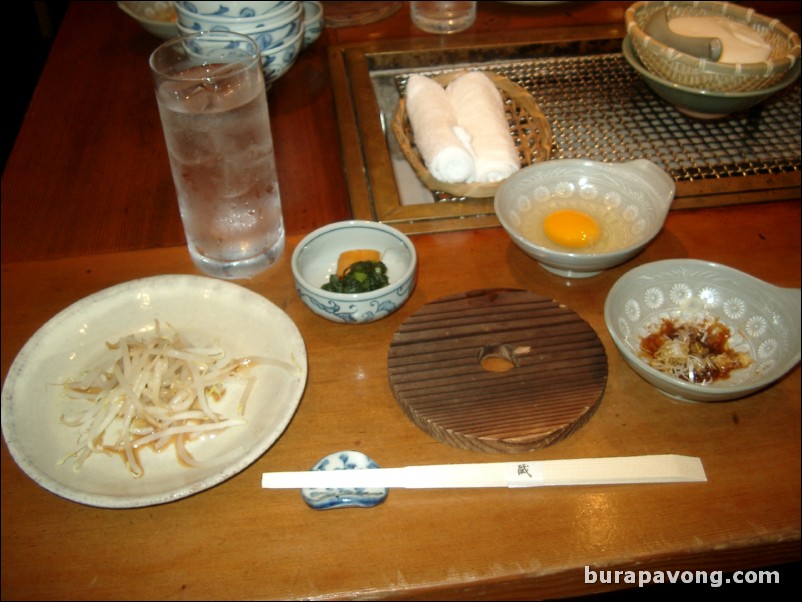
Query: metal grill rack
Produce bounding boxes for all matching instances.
[332,32,801,233]
[500,53,800,182]
[394,53,800,201]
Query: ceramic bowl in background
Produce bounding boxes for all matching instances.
[604,259,801,402]
[175,22,301,84]
[292,221,417,324]
[117,1,179,39]
[171,28,261,62]
[260,27,304,86]
[234,8,303,50]
[175,1,300,31]
[623,36,801,119]
[494,159,675,278]
[302,1,323,49]
[173,0,309,87]
[174,1,289,18]
[177,7,302,52]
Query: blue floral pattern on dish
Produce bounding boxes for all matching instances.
[177,1,291,17]
[291,220,417,323]
[301,451,389,510]
[295,279,413,324]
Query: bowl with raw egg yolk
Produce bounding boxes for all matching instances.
[494,159,675,278]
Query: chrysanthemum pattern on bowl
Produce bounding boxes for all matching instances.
[495,159,675,278]
[505,174,652,254]
[610,261,800,396]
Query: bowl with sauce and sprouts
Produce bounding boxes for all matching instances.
[604,259,801,402]
[494,159,675,278]
[291,221,417,324]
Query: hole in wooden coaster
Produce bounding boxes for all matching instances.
[479,344,520,373]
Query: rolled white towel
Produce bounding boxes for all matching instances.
[405,74,475,184]
[446,71,520,183]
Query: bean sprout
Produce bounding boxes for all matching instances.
[59,320,296,478]
[639,316,752,384]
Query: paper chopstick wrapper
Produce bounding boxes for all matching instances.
[261,454,706,490]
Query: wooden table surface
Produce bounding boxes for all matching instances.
[2,2,800,600]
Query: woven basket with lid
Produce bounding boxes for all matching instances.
[625,1,801,93]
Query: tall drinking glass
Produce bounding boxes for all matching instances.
[149,31,284,279]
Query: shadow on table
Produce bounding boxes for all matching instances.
[4,2,66,174]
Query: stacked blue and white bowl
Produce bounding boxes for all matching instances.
[174,1,323,87]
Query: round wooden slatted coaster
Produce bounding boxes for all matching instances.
[387,289,608,453]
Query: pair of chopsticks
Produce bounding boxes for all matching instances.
[261,455,706,490]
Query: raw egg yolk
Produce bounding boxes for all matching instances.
[543,210,601,249]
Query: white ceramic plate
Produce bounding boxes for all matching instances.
[1,275,307,508]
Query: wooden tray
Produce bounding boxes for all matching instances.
[328,30,800,235]
[387,289,608,453]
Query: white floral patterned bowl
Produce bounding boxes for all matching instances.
[494,159,675,278]
[291,221,417,324]
[604,259,801,402]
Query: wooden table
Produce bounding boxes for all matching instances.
[2,2,800,600]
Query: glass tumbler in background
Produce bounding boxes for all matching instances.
[321,1,401,27]
[410,1,477,34]
[149,31,285,280]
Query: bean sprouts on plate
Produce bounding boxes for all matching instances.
[59,320,297,478]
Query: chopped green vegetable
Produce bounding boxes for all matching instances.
[322,261,389,293]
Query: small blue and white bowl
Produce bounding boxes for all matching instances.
[292,221,417,324]
[175,1,290,18]
[260,27,303,85]
[243,9,303,51]
[172,29,263,63]
[177,9,302,51]
[176,28,301,85]
[302,1,323,49]
[175,1,300,30]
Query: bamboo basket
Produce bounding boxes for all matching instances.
[625,1,801,93]
[391,70,553,199]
